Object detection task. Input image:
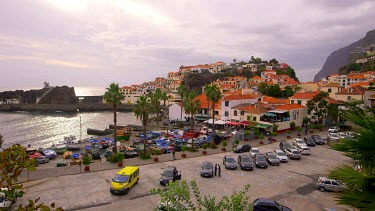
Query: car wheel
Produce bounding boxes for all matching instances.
[319,187,326,192]
[135,179,139,184]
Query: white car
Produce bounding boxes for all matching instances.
[328,133,340,142]
[272,149,288,162]
[292,138,307,147]
[337,132,349,139]
[250,148,260,157]
[0,188,17,209]
[346,132,359,138]
[294,145,310,155]
[328,126,340,133]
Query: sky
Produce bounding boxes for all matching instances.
[0,0,374,90]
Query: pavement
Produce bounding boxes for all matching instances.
[13,128,353,211]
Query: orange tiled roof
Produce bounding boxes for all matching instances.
[336,86,367,95]
[275,104,305,110]
[289,91,319,99]
[232,104,268,114]
[262,96,289,104]
[220,84,236,88]
[328,97,345,104]
[330,74,339,76]
[121,86,132,89]
[250,75,263,80]
[322,83,341,87]
[224,94,257,101]
[348,80,374,88]
[348,74,365,79]
[194,94,221,110]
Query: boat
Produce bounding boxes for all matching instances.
[49,143,67,154]
[87,128,113,136]
[63,135,83,151]
[38,148,57,159]
[116,129,131,141]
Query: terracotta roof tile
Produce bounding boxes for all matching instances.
[194,94,221,109]
[250,75,263,80]
[322,83,342,87]
[232,104,268,114]
[262,96,289,104]
[348,80,374,88]
[289,91,319,99]
[223,94,257,100]
[274,104,305,110]
[336,86,367,95]
[347,74,365,79]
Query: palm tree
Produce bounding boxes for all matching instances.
[149,89,162,125]
[329,110,375,210]
[177,85,187,121]
[161,91,169,107]
[104,83,125,154]
[0,133,3,148]
[134,95,152,155]
[205,85,221,135]
[182,91,201,146]
[204,84,212,118]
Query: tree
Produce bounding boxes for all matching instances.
[177,85,188,121]
[149,88,162,125]
[284,86,295,98]
[204,84,212,117]
[205,85,221,135]
[306,92,329,124]
[161,90,169,107]
[267,84,282,98]
[369,82,375,91]
[329,110,375,210]
[104,83,125,154]
[258,82,268,95]
[134,95,152,155]
[269,58,278,65]
[347,63,361,72]
[0,144,63,210]
[150,180,252,211]
[182,91,201,145]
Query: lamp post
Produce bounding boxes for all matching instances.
[77,109,82,141]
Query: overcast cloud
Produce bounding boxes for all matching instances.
[0,0,374,90]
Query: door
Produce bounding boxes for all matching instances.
[331,180,341,192]
[323,180,332,191]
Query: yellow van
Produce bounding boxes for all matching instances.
[110,166,140,195]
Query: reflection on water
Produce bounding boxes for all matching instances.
[0,111,141,148]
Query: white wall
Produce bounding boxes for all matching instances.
[168,103,189,121]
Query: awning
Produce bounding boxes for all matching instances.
[195,115,210,121]
[204,119,226,125]
[265,112,277,117]
[239,121,249,125]
[255,123,271,129]
[226,121,241,126]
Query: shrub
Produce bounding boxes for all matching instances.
[244,130,250,136]
[297,126,302,132]
[290,121,296,129]
[286,130,291,134]
[271,132,277,137]
[188,146,198,152]
[254,128,260,136]
[308,125,315,129]
[181,146,188,153]
[139,150,151,160]
[272,123,279,133]
[108,154,118,163]
[259,135,265,140]
[115,153,124,162]
[202,143,209,150]
[152,149,160,156]
[234,139,240,145]
[82,155,91,166]
[208,142,217,149]
[222,141,228,147]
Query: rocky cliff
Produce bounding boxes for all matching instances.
[314,29,375,81]
[37,86,78,104]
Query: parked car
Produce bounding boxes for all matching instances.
[328,126,340,133]
[303,136,316,146]
[328,133,340,142]
[337,132,349,139]
[279,141,292,153]
[159,166,181,186]
[253,198,292,211]
[35,156,49,164]
[238,155,254,171]
[285,148,301,160]
[311,134,325,145]
[200,161,214,177]
[250,148,260,157]
[294,145,310,155]
[272,150,288,163]
[0,188,17,209]
[233,144,251,153]
[346,131,360,138]
[292,138,307,147]
[123,149,138,159]
[264,152,280,166]
[223,155,237,170]
[253,154,268,168]
[315,177,345,192]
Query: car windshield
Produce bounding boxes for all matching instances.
[331,133,339,137]
[226,157,236,163]
[283,142,292,148]
[306,137,314,142]
[292,151,300,154]
[297,140,305,144]
[267,154,278,159]
[314,135,322,140]
[256,155,265,161]
[252,149,260,153]
[113,174,129,183]
[162,170,174,177]
[202,163,213,169]
[241,157,251,162]
[277,152,286,156]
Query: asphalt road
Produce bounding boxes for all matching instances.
[15,141,353,211]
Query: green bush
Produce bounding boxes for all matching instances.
[115,153,124,162]
[181,146,188,152]
[271,132,277,137]
[308,125,315,129]
[286,130,291,134]
[244,130,250,136]
[202,143,209,150]
[152,149,160,156]
[82,155,91,166]
[254,128,260,136]
[297,126,302,132]
[290,121,296,129]
[259,135,265,140]
[139,150,151,160]
[188,146,198,152]
[222,141,228,147]
[208,142,217,149]
[108,154,118,163]
[234,139,240,145]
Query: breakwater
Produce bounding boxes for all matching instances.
[0,104,134,112]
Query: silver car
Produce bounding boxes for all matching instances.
[292,138,307,147]
[328,133,340,142]
[294,145,310,155]
[272,150,288,163]
[285,148,301,160]
[250,148,260,157]
[315,177,345,192]
[223,155,237,170]
[200,161,214,178]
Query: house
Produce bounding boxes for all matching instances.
[335,86,367,102]
[347,73,367,86]
[300,82,318,92]
[231,103,269,122]
[319,83,342,99]
[289,91,318,106]
[364,91,375,108]
[221,94,258,121]
[261,70,276,79]
[249,75,264,84]
[262,96,289,105]
[266,104,308,132]
[194,94,221,120]
[168,103,189,121]
[4,98,20,104]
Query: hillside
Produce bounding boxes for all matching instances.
[313,29,375,81]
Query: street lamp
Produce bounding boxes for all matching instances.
[77,109,82,141]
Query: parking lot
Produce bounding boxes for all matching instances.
[15,141,353,211]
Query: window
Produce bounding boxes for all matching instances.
[328,88,331,93]
[234,110,238,116]
[215,111,218,115]
[324,180,331,185]
[347,96,352,101]
[253,116,256,121]
[332,181,339,186]
[297,100,302,105]
[240,111,245,115]
[291,100,295,104]
[225,101,229,106]
[225,111,229,117]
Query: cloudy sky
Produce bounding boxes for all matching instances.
[0,0,374,90]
